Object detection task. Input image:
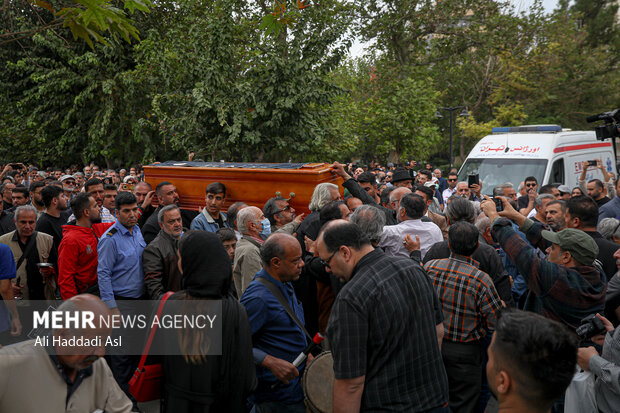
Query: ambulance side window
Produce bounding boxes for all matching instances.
[550,158,564,184]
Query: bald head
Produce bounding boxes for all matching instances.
[389,187,411,210]
[346,197,363,212]
[316,220,373,282]
[57,294,111,327]
[53,294,112,370]
[260,233,303,282]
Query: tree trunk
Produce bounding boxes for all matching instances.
[388,149,400,165]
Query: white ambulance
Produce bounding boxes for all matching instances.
[457,125,617,195]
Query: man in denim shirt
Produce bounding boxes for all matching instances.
[241,233,308,413]
[190,182,230,233]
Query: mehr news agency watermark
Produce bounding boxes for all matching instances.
[9,300,223,356]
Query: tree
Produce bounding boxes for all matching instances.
[0,32,161,167]
[0,0,151,48]
[319,59,441,164]
[488,10,619,131]
[138,0,353,162]
[570,0,619,51]
[456,103,528,162]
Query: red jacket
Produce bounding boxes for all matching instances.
[57,223,113,299]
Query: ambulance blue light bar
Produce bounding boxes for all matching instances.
[492,125,562,133]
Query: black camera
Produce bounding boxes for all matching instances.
[576,314,606,340]
[587,109,620,141]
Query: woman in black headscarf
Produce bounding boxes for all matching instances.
[161,230,256,413]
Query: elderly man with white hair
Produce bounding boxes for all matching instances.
[295,182,341,256]
[233,206,268,297]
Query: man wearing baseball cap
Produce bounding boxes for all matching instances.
[557,184,571,201]
[480,196,605,331]
[59,174,77,202]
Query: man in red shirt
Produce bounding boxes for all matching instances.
[58,192,110,299]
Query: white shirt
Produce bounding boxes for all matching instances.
[378,218,443,259]
[442,187,456,201]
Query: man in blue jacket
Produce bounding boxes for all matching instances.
[191,182,230,233]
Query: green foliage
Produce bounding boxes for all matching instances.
[488,11,619,131]
[0,0,618,168]
[137,0,352,162]
[570,0,619,51]
[0,31,160,166]
[318,60,440,164]
[1,0,152,48]
[457,103,528,143]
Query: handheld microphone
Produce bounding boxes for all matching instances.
[292,332,324,367]
[270,332,324,389]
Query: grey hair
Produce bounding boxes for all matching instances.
[158,204,180,224]
[350,205,385,244]
[534,194,555,207]
[237,206,261,234]
[475,216,491,235]
[445,197,476,223]
[308,183,338,212]
[492,183,514,197]
[517,182,524,192]
[14,205,37,220]
[597,218,620,241]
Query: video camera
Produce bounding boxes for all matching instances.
[586,109,620,140]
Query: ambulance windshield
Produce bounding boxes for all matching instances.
[458,158,548,195]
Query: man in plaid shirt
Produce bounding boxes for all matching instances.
[319,220,449,412]
[424,221,503,413]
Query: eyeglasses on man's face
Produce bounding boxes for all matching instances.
[320,250,339,269]
[275,205,292,214]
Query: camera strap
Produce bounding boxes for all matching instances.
[256,277,312,342]
[16,231,38,271]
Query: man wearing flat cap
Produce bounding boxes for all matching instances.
[480,196,605,331]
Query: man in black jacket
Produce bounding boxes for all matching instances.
[141,181,197,244]
[0,199,15,236]
[331,162,397,225]
[143,204,184,299]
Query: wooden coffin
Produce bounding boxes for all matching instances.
[143,161,343,215]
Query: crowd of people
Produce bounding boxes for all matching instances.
[0,159,619,413]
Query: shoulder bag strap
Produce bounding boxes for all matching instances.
[137,291,174,370]
[16,231,38,271]
[256,277,312,342]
